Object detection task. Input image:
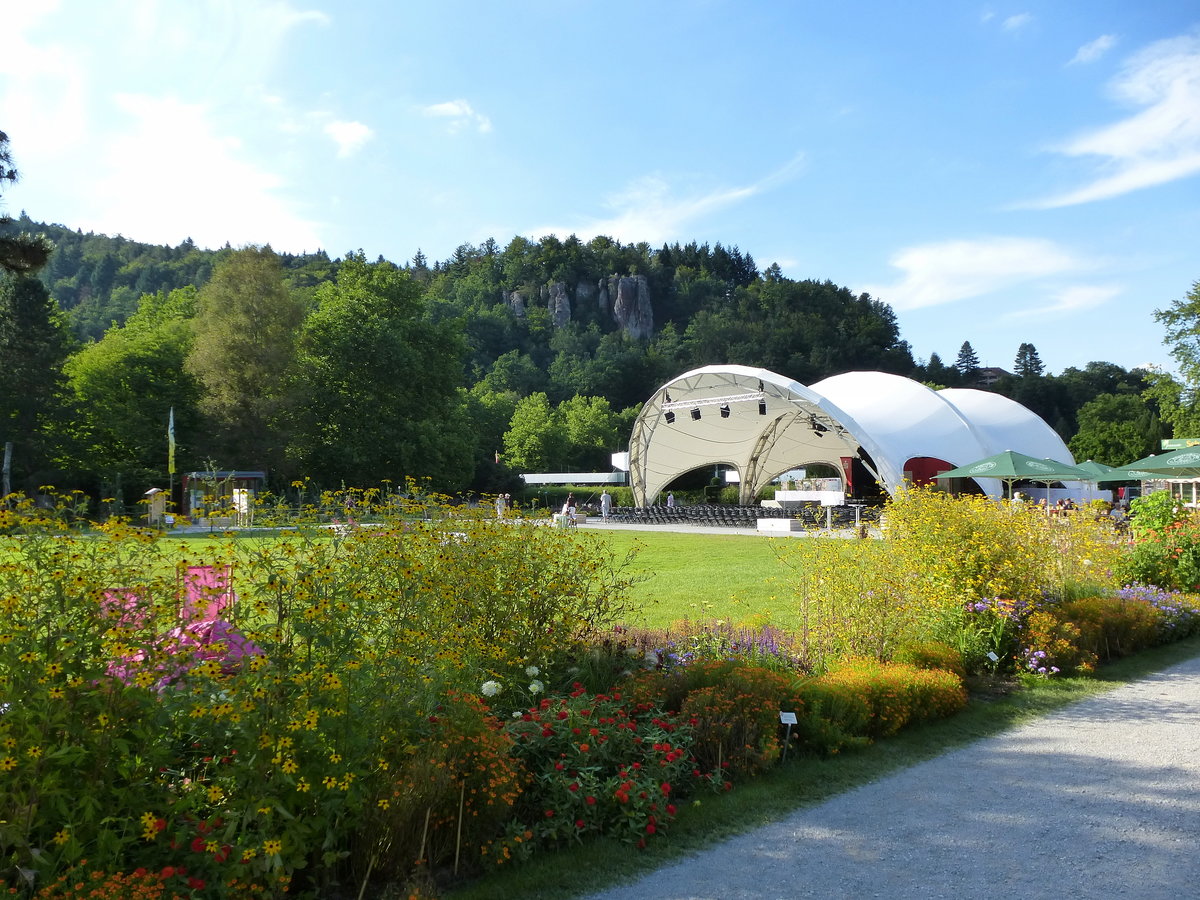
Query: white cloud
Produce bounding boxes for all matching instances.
[87,94,324,251]
[1001,284,1121,321]
[421,99,493,134]
[324,120,374,157]
[861,237,1086,311]
[1003,13,1033,32]
[1069,34,1117,65]
[1026,31,1200,207]
[529,153,806,246]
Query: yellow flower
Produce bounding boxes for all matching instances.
[0,756,17,771]
[281,759,298,774]
[207,785,224,802]
[296,779,310,793]
[262,839,282,856]
[48,686,65,700]
[52,828,69,846]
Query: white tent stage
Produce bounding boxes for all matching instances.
[627,365,1081,506]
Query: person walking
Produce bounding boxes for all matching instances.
[600,489,612,521]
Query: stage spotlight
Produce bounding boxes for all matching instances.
[758,401,767,416]
[664,410,675,424]
[691,408,702,421]
[719,404,730,418]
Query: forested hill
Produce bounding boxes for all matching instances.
[0,216,1158,501]
[5,215,918,405]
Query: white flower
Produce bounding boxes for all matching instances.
[481,680,502,697]
[528,679,545,695]
[525,665,540,677]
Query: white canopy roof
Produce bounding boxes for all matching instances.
[628,366,1076,504]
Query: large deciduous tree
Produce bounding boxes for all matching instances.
[63,287,201,491]
[1068,393,1159,465]
[289,252,472,489]
[184,246,305,471]
[502,393,565,472]
[1153,280,1200,431]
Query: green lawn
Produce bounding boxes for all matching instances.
[589,530,799,629]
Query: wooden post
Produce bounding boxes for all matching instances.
[2,441,11,498]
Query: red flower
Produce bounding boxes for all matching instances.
[160,866,176,878]
[575,819,586,829]
[188,877,206,890]
[667,804,677,816]
[568,782,579,792]
[585,795,596,805]
[660,782,671,795]
[557,710,569,720]
[545,809,555,817]
[191,836,207,853]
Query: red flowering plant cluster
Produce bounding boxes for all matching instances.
[493,684,719,859]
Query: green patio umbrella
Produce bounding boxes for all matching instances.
[933,449,1091,499]
[1072,459,1121,481]
[1102,447,1200,481]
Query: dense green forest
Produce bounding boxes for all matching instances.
[0,197,1188,508]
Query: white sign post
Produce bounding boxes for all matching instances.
[780,711,798,762]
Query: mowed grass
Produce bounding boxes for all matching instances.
[590,529,857,631]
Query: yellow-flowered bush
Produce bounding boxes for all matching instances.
[0,491,637,897]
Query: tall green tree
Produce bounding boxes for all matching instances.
[63,287,200,491]
[1154,279,1200,410]
[560,394,620,470]
[1068,393,1158,465]
[184,246,305,471]
[954,341,981,381]
[0,130,53,275]
[0,275,73,491]
[502,393,565,471]
[289,253,472,489]
[1013,342,1045,378]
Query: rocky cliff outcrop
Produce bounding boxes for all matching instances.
[547,282,571,329]
[507,290,527,318]
[612,274,653,340]
[507,274,654,339]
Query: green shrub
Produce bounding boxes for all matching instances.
[892,639,967,680]
[627,660,799,777]
[1056,595,1161,661]
[802,657,967,741]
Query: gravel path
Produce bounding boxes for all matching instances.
[582,653,1200,900]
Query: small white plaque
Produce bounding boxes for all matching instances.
[987,651,1000,662]
[779,711,798,725]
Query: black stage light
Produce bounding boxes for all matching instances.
[664,410,675,424]
[719,404,730,418]
[691,408,702,421]
[758,401,767,415]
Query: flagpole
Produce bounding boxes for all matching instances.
[167,407,176,525]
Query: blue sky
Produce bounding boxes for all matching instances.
[3,1,1199,378]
